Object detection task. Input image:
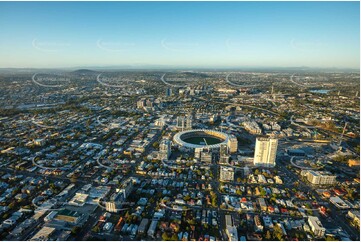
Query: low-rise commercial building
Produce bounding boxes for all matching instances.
[31,226,56,241]
[220,167,234,182]
[147,220,158,238]
[308,216,325,237]
[306,170,336,185]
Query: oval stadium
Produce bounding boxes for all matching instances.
[173,129,230,149]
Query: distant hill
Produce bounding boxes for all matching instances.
[71,69,98,75]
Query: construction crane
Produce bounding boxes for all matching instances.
[331,122,348,151]
[338,122,348,147]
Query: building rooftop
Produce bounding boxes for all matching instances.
[31,226,56,241]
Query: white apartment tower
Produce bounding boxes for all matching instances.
[227,135,238,154]
[254,137,278,167]
[219,143,230,164]
[159,139,171,160]
[176,115,192,131]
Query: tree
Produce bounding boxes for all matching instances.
[265,230,272,240]
[91,226,100,233]
[187,218,196,225]
[346,188,356,200]
[355,145,360,154]
[260,187,266,197]
[184,195,191,201]
[71,226,81,235]
[152,142,159,149]
[325,235,337,241]
[8,202,16,209]
[273,224,284,241]
[270,196,277,204]
[162,232,171,241]
[210,191,217,207]
[171,234,178,241]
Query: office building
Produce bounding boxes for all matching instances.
[219,154,230,164]
[138,218,150,234]
[220,166,234,182]
[106,202,121,213]
[254,137,278,167]
[137,99,146,109]
[186,115,192,130]
[195,148,202,159]
[200,150,213,163]
[225,215,238,241]
[166,88,172,97]
[176,116,184,130]
[220,143,229,156]
[147,220,158,238]
[155,117,165,127]
[105,180,133,212]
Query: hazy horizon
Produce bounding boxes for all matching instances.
[0,1,359,69]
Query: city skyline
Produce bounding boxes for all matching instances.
[0,2,359,240]
[0,1,359,69]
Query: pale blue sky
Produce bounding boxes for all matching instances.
[0,1,359,68]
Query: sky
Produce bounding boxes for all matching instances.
[0,1,359,69]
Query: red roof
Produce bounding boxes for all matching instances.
[333,189,344,195]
